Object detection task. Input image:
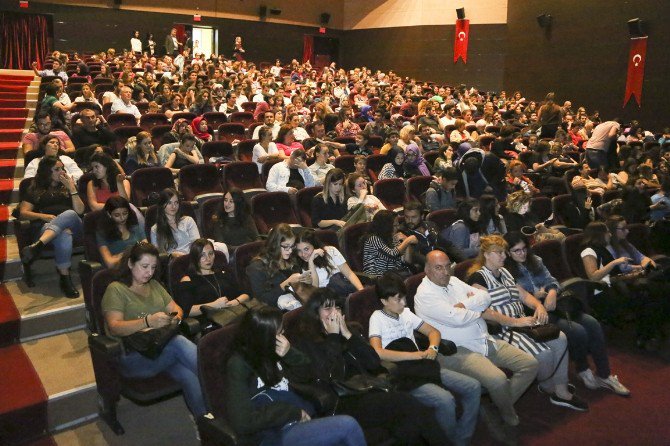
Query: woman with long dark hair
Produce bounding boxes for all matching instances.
[441,198,482,259]
[96,196,146,268]
[150,188,200,257]
[246,224,305,310]
[362,210,417,278]
[537,92,562,138]
[479,194,507,235]
[225,306,366,445]
[286,288,448,445]
[210,188,259,248]
[175,238,249,320]
[503,231,630,396]
[19,156,84,296]
[378,147,406,180]
[294,229,363,297]
[87,152,130,211]
[102,242,206,420]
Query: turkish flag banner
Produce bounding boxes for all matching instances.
[624,37,647,107]
[454,19,470,64]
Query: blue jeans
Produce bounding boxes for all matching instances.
[410,368,481,446]
[261,415,366,446]
[119,335,206,417]
[585,149,608,170]
[40,209,83,269]
[535,332,569,391]
[550,312,610,378]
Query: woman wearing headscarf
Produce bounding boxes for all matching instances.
[190,116,212,143]
[359,105,374,123]
[378,147,406,180]
[404,143,431,177]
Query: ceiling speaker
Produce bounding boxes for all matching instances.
[536,13,553,28]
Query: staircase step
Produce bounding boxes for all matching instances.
[0,178,21,204]
[0,108,29,118]
[0,118,28,130]
[22,330,97,432]
[0,92,28,100]
[0,84,29,92]
[0,99,27,108]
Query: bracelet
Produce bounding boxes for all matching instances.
[144,315,150,328]
[69,191,78,196]
[429,345,439,352]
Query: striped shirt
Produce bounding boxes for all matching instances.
[362,235,407,277]
[472,267,548,355]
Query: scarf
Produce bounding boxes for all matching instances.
[191,116,211,141]
[404,143,430,176]
[253,101,270,121]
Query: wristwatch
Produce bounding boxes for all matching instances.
[429,345,439,353]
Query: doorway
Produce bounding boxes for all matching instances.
[192,26,217,57]
[303,35,339,68]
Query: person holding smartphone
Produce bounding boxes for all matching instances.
[19,156,85,296]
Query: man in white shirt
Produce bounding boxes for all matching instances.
[308,144,334,185]
[251,111,280,140]
[218,92,242,117]
[110,86,141,122]
[415,250,538,430]
[266,149,315,194]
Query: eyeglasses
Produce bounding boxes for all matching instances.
[280,244,295,251]
[509,247,527,254]
[616,226,628,232]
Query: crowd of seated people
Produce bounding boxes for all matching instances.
[20,46,670,444]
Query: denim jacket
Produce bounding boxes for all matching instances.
[513,255,559,294]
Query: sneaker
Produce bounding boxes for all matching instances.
[596,375,631,396]
[549,393,589,412]
[578,369,600,390]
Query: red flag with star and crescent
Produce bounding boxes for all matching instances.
[454,19,470,64]
[624,37,647,107]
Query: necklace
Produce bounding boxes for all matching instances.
[202,273,221,298]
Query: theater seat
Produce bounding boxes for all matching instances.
[366,153,387,182]
[404,272,426,312]
[231,240,264,293]
[342,222,370,272]
[167,249,228,296]
[251,192,300,234]
[202,112,228,130]
[107,113,137,129]
[295,186,323,227]
[144,201,197,239]
[218,123,246,143]
[178,164,224,202]
[170,112,197,123]
[530,196,552,222]
[112,126,142,155]
[344,286,380,337]
[129,167,175,208]
[201,141,234,162]
[453,258,476,282]
[236,139,257,163]
[139,113,169,131]
[315,229,340,251]
[228,112,254,128]
[222,161,265,192]
[374,178,406,211]
[562,233,587,279]
[406,176,432,203]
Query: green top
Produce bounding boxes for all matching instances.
[101,280,172,334]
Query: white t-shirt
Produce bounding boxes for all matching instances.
[580,247,610,291]
[252,142,278,173]
[303,245,346,287]
[369,308,424,348]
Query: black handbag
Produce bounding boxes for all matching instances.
[330,350,392,397]
[554,289,586,321]
[512,323,560,342]
[289,380,339,416]
[200,299,266,328]
[123,323,180,359]
[385,337,442,391]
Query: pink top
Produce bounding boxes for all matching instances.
[276,141,304,157]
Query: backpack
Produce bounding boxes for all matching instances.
[454,147,488,198]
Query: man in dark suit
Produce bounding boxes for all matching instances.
[164,28,178,56]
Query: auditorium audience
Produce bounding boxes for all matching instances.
[210,188,259,247]
[150,188,200,257]
[86,152,131,211]
[96,196,146,268]
[24,134,83,182]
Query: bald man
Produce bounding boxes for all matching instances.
[414,250,538,433]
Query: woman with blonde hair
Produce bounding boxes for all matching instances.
[124,131,159,175]
[449,119,471,144]
[398,124,421,151]
[467,235,588,411]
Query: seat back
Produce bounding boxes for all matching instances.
[198,324,239,418]
[178,164,224,201]
[333,155,356,173]
[426,209,459,231]
[551,194,573,226]
[404,272,426,312]
[261,159,283,186]
[171,112,196,123]
[201,141,234,162]
[626,222,653,256]
[90,268,119,335]
[406,176,432,202]
[315,229,340,251]
[199,197,223,239]
[229,112,254,128]
[530,196,552,222]
[453,258,476,282]
[218,123,246,143]
[342,222,371,272]
[236,139,257,163]
[112,126,142,155]
[232,240,265,293]
[374,178,406,211]
[295,186,323,227]
[562,233,587,278]
[344,287,380,337]
[532,239,572,282]
[251,192,300,234]
[139,113,169,131]
[367,135,383,149]
[223,161,264,191]
[130,167,175,207]
[82,210,106,264]
[107,113,137,129]
[202,112,228,130]
[365,154,387,182]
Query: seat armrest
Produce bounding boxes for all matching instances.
[88,332,123,357]
[355,272,376,286]
[180,317,201,337]
[560,277,606,292]
[198,415,239,446]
